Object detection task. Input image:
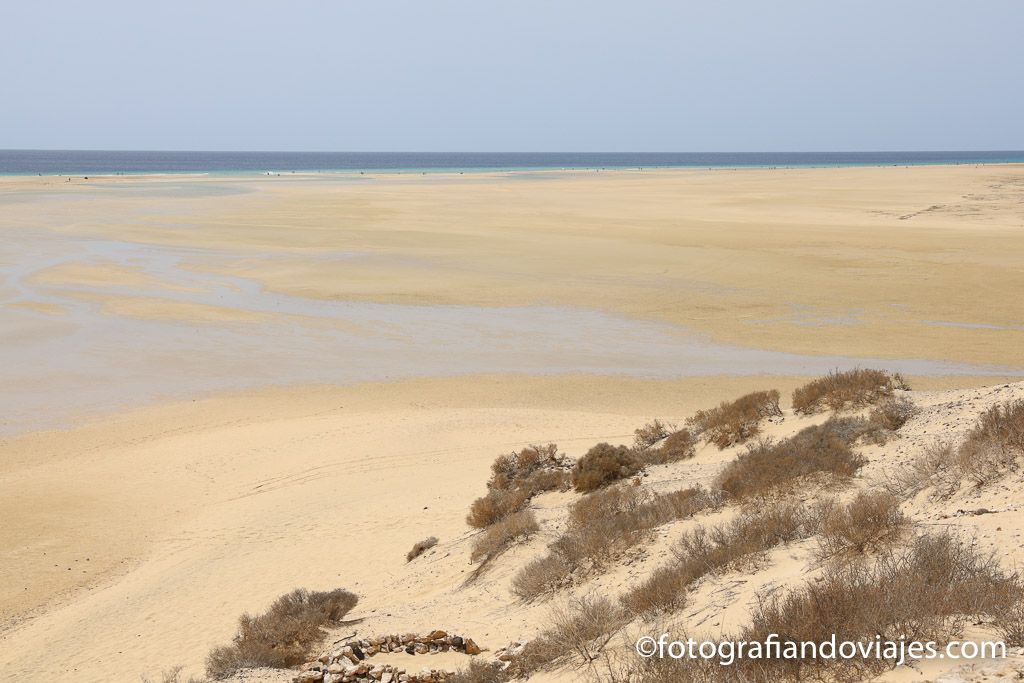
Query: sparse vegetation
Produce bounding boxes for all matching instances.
[140,667,204,683]
[448,659,512,683]
[621,502,816,616]
[205,588,357,679]
[959,400,1024,484]
[513,595,627,674]
[512,485,717,600]
[406,536,439,562]
[466,510,540,582]
[868,395,919,432]
[467,445,570,528]
[687,390,782,449]
[816,491,908,559]
[887,400,1024,497]
[633,419,676,450]
[571,443,641,492]
[715,419,866,500]
[622,533,1022,682]
[636,428,697,466]
[489,444,567,490]
[792,368,909,415]
[466,487,530,528]
[738,533,1019,681]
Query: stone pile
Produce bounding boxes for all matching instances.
[293,630,482,683]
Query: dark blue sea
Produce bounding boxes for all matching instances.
[1,150,1023,176]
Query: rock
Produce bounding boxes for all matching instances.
[328,663,344,674]
[296,672,324,683]
[464,638,481,655]
[381,673,394,683]
[414,642,429,655]
[351,645,366,661]
[405,645,416,655]
[450,636,463,648]
[426,629,447,641]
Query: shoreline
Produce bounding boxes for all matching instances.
[2,157,1024,179]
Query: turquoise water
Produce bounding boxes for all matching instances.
[2,150,1023,176]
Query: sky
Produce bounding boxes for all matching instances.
[2,1,1022,152]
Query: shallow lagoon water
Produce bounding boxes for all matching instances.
[2,231,1019,436]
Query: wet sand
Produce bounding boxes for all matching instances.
[3,166,1024,433]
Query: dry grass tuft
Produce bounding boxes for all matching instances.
[792,368,909,415]
[511,553,572,602]
[816,491,908,559]
[633,419,677,450]
[687,390,782,449]
[448,659,512,683]
[140,667,204,683]
[512,485,717,601]
[624,534,1022,682]
[621,502,816,616]
[406,536,439,562]
[887,400,1024,497]
[738,533,1019,681]
[571,443,641,493]
[205,588,358,679]
[714,420,866,501]
[636,428,698,466]
[868,395,919,432]
[466,510,541,583]
[513,595,627,674]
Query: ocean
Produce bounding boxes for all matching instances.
[1,150,1023,176]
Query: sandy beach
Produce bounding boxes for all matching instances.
[3,164,1024,682]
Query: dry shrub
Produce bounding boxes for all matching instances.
[816,492,908,559]
[205,588,357,679]
[634,419,677,450]
[637,429,697,466]
[513,595,627,674]
[792,368,909,415]
[466,487,530,529]
[888,401,1024,497]
[958,400,1024,485]
[687,390,782,449]
[715,420,866,501]
[512,485,717,601]
[868,395,919,432]
[738,533,1018,681]
[406,536,439,562]
[448,659,511,683]
[621,502,815,616]
[883,440,956,497]
[490,444,566,490]
[140,667,204,683]
[996,596,1024,646]
[511,553,571,601]
[572,443,641,492]
[467,445,570,529]
[469,510,539,574]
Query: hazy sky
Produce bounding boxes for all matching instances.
[2,1,1021,152]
